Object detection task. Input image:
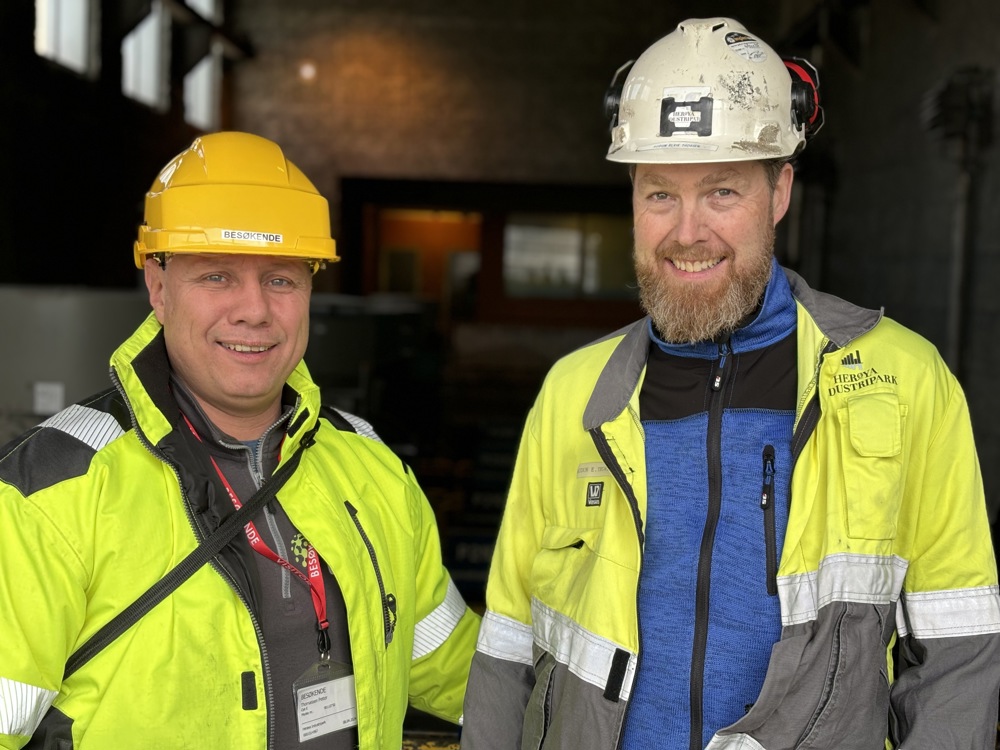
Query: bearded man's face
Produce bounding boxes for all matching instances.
[631,160,793,343]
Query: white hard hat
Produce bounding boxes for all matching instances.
[605,17,823,164]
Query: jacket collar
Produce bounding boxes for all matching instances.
[783,267,882,349]
[109,312,321,456]
[583,265,882,430]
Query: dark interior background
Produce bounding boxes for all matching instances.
[2,1,998,703]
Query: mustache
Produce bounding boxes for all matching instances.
[639,242,730,263]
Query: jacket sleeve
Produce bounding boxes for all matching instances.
[889,370,1000,748]
[404,473,482,724]
[0,479,88,749]
[462,409,546,750]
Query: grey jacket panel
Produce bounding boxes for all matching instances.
[463,649,627,750]
[719,602,894,749]
[891,630,1000,749]
[462,651,534,750]
[526,652,626,750]
[582,318,648,431]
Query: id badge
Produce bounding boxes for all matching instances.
[293,660,358,742]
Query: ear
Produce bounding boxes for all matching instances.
[144,259,167,324]
[771,163,795,225]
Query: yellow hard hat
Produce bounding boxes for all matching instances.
[134,131,338,268]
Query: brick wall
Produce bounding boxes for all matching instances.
[228,1,775,225]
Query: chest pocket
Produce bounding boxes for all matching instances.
[839,392,907,540]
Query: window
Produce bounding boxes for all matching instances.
[340,177,642,328]
[122,0,169,110]
[503,213,635,300]
[185,0,217,17]
[183,0,222,129]
[34,0,95,76]
[184,45,221,130]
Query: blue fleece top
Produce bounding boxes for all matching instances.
[622,261,797,750]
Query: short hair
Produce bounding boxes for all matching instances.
[761,158,790,191]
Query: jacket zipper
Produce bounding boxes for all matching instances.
[689,340,731,750]
[760,445,778,596]
[112,370,277,749]
[346,500,397,646]
[589,422,644,750]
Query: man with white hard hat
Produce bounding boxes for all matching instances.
[461,18,1000,750]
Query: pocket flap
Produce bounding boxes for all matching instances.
[540,526,600,551]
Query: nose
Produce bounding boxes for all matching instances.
[229,280,271,326]
[672,200,709,247]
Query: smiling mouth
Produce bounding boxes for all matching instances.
[222,343,273,353]
[670,258,722,273]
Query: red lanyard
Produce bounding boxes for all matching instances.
[181,415,330,654]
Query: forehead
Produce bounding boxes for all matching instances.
[170,253,311,274]
[633,160,765,190]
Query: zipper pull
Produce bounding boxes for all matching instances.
[385,593,397,644]
[760,445,775,509]
[712,342,730,391]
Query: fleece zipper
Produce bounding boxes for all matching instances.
[689,340,731,750]
[760,445,778,596]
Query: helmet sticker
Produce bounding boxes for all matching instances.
[725,32,767,63]
[637,142,720,153]
[659,87,713,137]
[661,99,714,137]
[221,229,284,243]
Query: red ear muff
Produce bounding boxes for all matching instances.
[783,56,825,139]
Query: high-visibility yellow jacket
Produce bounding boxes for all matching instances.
[0,313,480,749]
[462,268,1000,750]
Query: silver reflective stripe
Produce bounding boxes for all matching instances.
[412,578,467,659]
[332,409,383,443]
[778,553,908,626]
[41,404,124,451]
[0,676,57,736]
[706,732,767,750]
[476,611,533,666]
[900,584,1000,639]
[531,598,637,701]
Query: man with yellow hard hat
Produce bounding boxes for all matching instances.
[0,132,479,749]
